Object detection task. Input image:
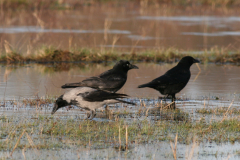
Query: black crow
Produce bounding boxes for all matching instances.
[51,87,135,119]
[61,60,138,93]
[138,56,200,109]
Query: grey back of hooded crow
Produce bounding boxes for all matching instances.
[138,56,200,108]
[51,87,135,119]
[61,60,138,93]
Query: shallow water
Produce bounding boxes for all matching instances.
[1,141,240,160]
[1,97,240,160]
[0,63,240,101]
[1,8,240,52]
[1,64,240,160]
[1,104,240,160]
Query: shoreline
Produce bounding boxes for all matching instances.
[1,47,240,64]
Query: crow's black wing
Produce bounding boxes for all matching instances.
[62,82,85,88]
[79,90,128,102]
[138,74,173,88]
[99,69,127,82]
[62,69,127,92]
[138,66,190,90]
[82,74,126,92]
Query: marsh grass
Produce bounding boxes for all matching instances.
[196,107,240,115]
[0,100,240,153]
[2,97,240,156]
[0,96,56,108]
[2,107,240,153]
[22,96,55,106]
[1,47,240,64]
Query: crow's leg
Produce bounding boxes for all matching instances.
[171,94,176,102]
[105,105,110,117]
[93,110,96,118]
[85,109,95,120]
[171,94,176,109]
[88,110,96,120]
[85,110,91,120]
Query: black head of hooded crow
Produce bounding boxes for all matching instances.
[51,95,69,115]
[138,56,200,108]
[61,60,138,93]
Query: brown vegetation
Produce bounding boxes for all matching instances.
[1,47,240,64]
[1,0,240,10]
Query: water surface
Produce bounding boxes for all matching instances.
[1,63,240,100]
[2,141,240,160]
[1,8,240,53]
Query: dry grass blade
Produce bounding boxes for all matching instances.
[170,133,178,160]
[22,147,27,160]
[193,69,201,82]
[145,108,150,116]
[163,102,175,109]
[119,125,121,151]
[130,38,140,54]
[221,100,234,123]
[225,153,235,160]
[33,12,45,29]
[111,35,120,52]
[4,40,13,54]
[69,36,73,50]
[104,19,112,42]
[25,132,39,155]
[142,101,146,108]
[126,125,128,150]
[5,125,17,145]
[10,130,25,156]
[186,136,197,160]
[193,63,201,82]
[195,63,201,71]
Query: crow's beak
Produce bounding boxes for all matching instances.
[51,104,59,115]
[129,64,139,69]
[193,58,200,63]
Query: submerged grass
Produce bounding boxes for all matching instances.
[1,109,240,151]
[1,47,240,64]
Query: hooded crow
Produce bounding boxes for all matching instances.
[51,87,135,119]
[138,56,200,109]
[61,60,138,93]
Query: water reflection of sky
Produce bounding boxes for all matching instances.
[1,63,240,100]
[137,16,240,22]
[182,31,240,36]
[1,123,239,160]
[0,26,131,34]
[1,10,240,51]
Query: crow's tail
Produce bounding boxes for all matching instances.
[117,99,136,105]
[61,83,82,89]
[138,83,151,88]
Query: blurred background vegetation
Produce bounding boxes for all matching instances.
[2,0,240,10]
